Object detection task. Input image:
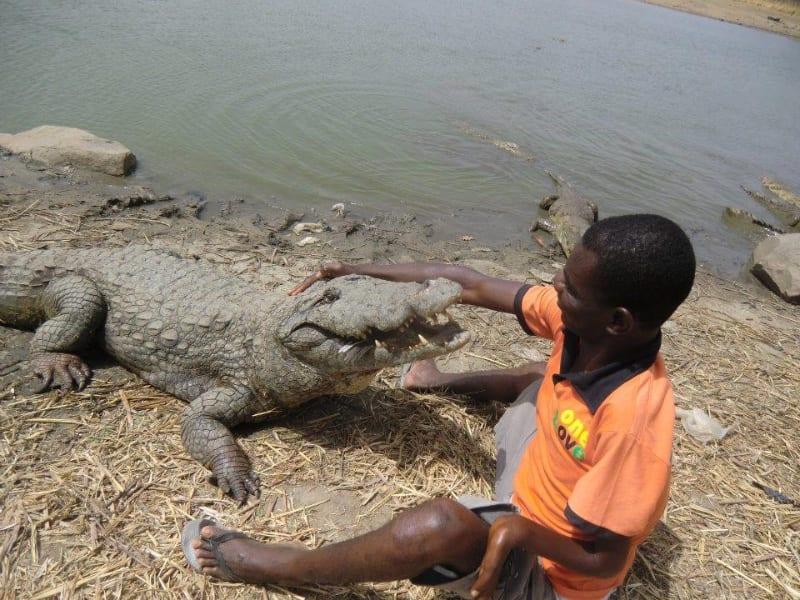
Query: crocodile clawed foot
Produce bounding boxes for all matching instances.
[30,353,92,393]
[213,470,261,505]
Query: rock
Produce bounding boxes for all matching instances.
[0,126,136,176]
[292,222,325,235]
[331,203,346,217]
[751,233,800,304]
[104,187,171,212]
[271,211,304,232]
[297,236,319,247]
[335,220,362,236]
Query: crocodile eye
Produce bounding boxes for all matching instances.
[313,289,340,307]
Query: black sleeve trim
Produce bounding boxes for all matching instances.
[564,504,603,536]
[514,284,535,336]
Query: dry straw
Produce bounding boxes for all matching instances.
[0,194,798,599]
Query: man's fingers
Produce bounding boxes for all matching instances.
[288,261,350,295]
[470,559,504,600]
[288,272,323,296]
[470,525,512,600]
[470,567,500,600]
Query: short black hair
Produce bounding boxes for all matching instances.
[581,214,696,325]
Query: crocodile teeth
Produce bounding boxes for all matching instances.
[339,343,356,354]
[417,334,429,345]
[375,339,385,348]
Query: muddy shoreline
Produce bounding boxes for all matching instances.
[1,155,799,598]
[639,0,800,38]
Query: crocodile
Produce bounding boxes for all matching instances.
[724,181,800,240]
[530,171,598,257]
[0,246,470,502]
[723,207,785,242]
[745,181,800,229]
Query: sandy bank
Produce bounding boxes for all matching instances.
[640,0,800,37]
[1,156,798,599]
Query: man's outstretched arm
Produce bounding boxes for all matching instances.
[289,260,523,313]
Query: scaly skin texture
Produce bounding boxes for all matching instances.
[0,246,470,502]
[531,171,598,257]
[741,182,800,231]
[723,206,786,237]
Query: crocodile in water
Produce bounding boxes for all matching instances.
[530,171,598,257]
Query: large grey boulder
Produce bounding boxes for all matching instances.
[0,125,136,176]
[751,233,800,304]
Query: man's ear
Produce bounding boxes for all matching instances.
[607,307,634,335]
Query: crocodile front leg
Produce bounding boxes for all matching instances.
[180,385,260,504]
[531,218,556,233]
[30,276,106,392]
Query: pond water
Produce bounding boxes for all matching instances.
[1,0,799,273]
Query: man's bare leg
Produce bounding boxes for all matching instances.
[189,498,490,586]
[403,360,546,404]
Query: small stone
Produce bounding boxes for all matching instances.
[297,236,319,247]
[292,222,324,235]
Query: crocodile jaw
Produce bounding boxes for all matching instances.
[277,275,470,373]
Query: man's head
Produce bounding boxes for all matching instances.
[553,214,695,342]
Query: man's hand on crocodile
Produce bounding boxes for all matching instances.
[30,353,92,393]
[289,261,353,296]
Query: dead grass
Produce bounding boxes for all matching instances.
[0,196,798,599]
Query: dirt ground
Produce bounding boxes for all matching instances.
[0,155,798,599]
[639,0,800,38]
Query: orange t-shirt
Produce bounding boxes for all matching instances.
[512,285,675,600]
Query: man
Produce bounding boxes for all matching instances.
[182,214,695,600]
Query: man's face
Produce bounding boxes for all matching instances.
[552,244,614,342]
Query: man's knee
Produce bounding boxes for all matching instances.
[388,498,487,564]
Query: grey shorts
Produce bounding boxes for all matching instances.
[411,381,555,600]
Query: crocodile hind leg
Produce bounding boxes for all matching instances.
[30,275,106,392]
[181,386,261,504]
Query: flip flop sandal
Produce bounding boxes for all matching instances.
[181,518,251,582]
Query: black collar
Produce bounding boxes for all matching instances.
[552,330,661,414]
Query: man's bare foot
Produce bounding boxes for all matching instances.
[189,524,305,584]
[400,359,444,391]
